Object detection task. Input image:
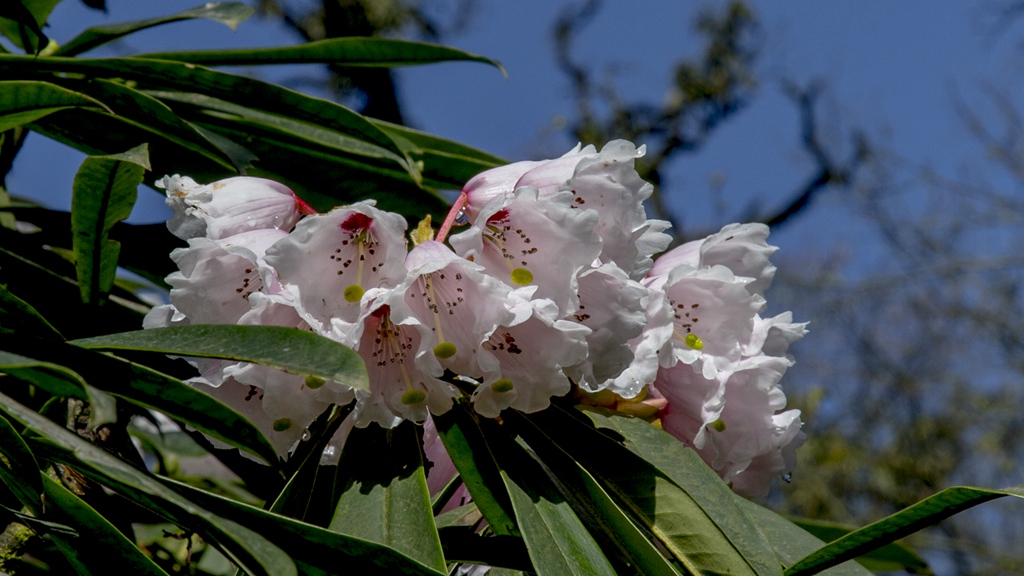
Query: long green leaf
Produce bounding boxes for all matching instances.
[0,349,117,426]
[161,474,448,576]
[788,517,930,574]
[0,333,280,464]
[0,282,63,340]
[150,90,409,168]
[0,391,296,576]
[0,80,108,133]
[59,79,241,170]
[56,2,255,57]
[733,500,873,576]
[0,54,419,182]
[785,484,1024,576]
[328,422,446,573]
[139,37,505,74]
[509,411,683,576]
[73,325,368,391]
[433,403,519,536]
[71,143,149,304]
[540,407,779,576]
[0,412,43,514]
[40,474,171,576]
[498,436,616,576]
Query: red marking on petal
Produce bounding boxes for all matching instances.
[341,212,372,232]
[487,209,510,224]
[371,304,391,319]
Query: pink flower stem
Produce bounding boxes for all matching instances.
[435,191,468,244]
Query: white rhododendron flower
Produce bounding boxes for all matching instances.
[158,175,311,241]
[265,202,408,338]
[147,141,806,496]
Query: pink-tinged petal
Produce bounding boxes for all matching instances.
[264,202,408,336]
[471,296,590,417]
[351,295,458,427]
[604,281,675,399]
[656,264,764,378]
[166,229,289,326]
[158,175,305,240]
[450,187,601,315]
[461,143,596,220]
[697,223,778,296]
[657,355,802,497]
[423,416,458,496]
[649,223,778,297]
[401,241,516,378]
[564,264,648,391]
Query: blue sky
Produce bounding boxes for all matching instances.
[10,1,1024,275]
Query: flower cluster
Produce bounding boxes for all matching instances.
[146,141,805,495]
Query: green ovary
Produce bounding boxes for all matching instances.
[344,284,365,302]
[434,342,457,358]
[510,267,533,286]
[491,379,514,393]
[401,389,426,405]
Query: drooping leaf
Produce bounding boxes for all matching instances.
[0,391,296,576]
[537,407,779,576]
[0,412,44,514]
[0,0,59,53]
[0,333,280,464]
[71,143,149,304]
[161,474,448,576]
[138,37,505,74]
[788,517,930,574]
[733,499,873,576]
[328,422,446,573]
[0,54,420,182]
[40,474,171,576]
[433,403,519,536]
[73,325,368,391]
[0,81,108,133]
[497,435,616,576]
[509,411,683,576]
[784,484,1024,576]
[56,2,255,57]
[0,282,64,340]
[58,79,241,170]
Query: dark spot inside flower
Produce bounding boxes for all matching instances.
[488,209,510,224]
[341,212,372,232]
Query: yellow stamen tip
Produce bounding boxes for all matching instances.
[710,418,726,432]
[401,389,426,405]
[491,379,514,393]
[433,341,457,359]
[343,284,365,303]
[304,375,326,389]
[510,267,533,286]
[272,418,292,432]
[411,215,434,245]
[685,333,704,350]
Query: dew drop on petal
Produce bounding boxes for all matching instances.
[343,284,365,303]
[454,210,469,226]
[273,418,292,432]
[782,473,793,483]
[401,389,426,405]
[433,341,457,359]
[490,379,514,393]
[301,429,311,441]
[510,267,533,286]
[685,333,704,350]
[305,375,326,389]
